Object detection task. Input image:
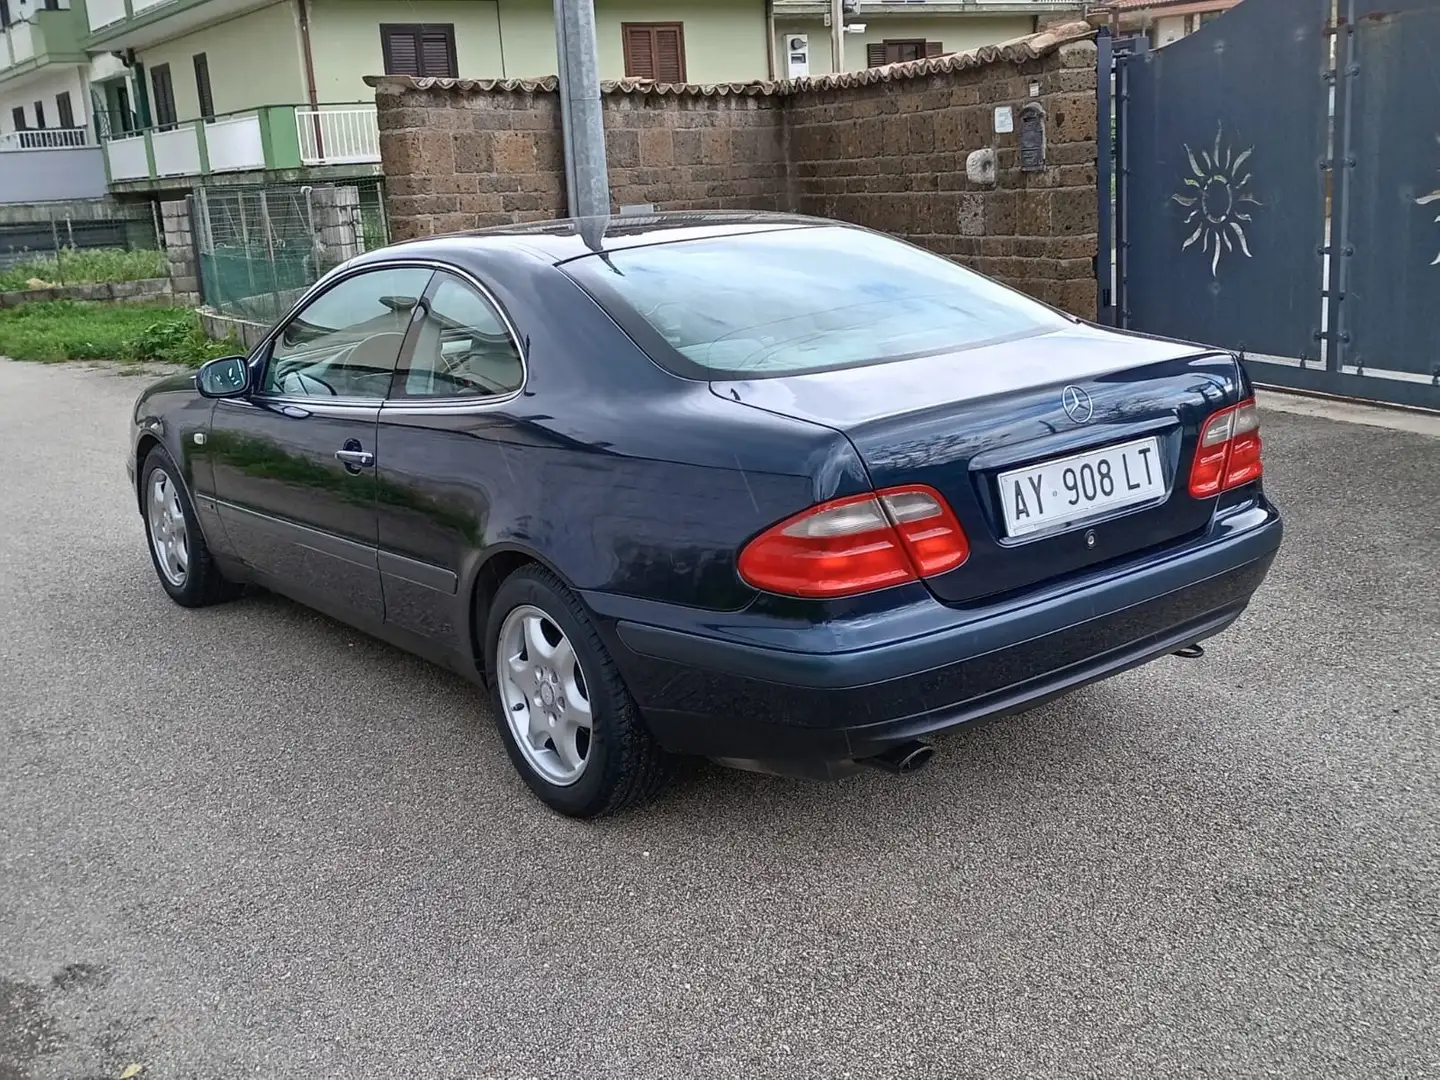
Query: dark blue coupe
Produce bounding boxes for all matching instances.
[128,212,1282,817]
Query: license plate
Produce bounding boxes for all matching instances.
[998,436,1164,538]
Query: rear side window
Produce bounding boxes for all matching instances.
[563,226,1068,380]
[394,273,524,399]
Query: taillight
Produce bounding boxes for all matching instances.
[1189,398,1263,498]
[738,485,970,598]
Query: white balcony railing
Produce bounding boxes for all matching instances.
[0,128,89,151]
[205,113,265,172]
[151,124,200,176]
[7,20,35,64]
[296,107,380,166]
[105,133,149,180]
[87,0,127,31]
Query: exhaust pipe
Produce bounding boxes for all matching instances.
[1173,643,1205,659]
[864,740,935,775]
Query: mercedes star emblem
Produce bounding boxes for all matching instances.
[1062,385,1094,424]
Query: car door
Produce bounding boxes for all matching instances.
[209,265,434,624]
[373,269,527,644]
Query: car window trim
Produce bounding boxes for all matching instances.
[241,258,526,412]
[246,262,435,407]
[386,268,527,407]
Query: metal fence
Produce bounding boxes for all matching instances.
[0,208,160,274]
[1097,0,1440,410]
[192,177,388,323]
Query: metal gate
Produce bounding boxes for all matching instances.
[1098,0,1440,411]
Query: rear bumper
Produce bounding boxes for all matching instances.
[601,500,1283,768]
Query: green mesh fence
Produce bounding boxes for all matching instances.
[193,179,387,323]
[198,246,315,325]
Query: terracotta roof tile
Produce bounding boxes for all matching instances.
[366,20,1096,99]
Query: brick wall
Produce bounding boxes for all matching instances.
[786,37,1099,314]
[368,21,1099,316]
[603,92,788,214]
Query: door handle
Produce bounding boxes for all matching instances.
[335,448,374,468]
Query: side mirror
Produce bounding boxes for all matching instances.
[195,355,251,398]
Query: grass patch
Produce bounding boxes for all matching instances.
[0,301,238,367]
[0,247,168,291]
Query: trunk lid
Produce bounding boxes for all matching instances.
[713,325,1246,605]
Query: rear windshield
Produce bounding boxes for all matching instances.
[563,225,1070,380]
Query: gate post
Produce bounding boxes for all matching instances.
[1096,27,1115,326]
[1323,0,1357,374]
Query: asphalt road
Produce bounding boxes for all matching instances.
[2,359,1437,1080]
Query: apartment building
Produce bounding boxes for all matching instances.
[0,0,109,204]
[4,0,1085,205]
[771,0,1080,78]
[1089,0,1240,46]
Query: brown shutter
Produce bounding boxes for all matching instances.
[654,26,684,82]
[381,27,422,77]
[420,28,457,78]
[150,63,177,129]
[925,42,944,57]
[623,23,684,81]
[624,26,655,79]
[193,53,215,120]
[866,43,886,68]
[56,91,75,129]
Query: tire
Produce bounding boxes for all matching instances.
[140,446,241,608]
[484,564,672,817]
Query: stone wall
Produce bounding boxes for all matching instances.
[369,21,1099,317]
[160,199,201,307]
[786,35,1098,314]
[0,277,174,310]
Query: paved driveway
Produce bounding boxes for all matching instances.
[2,359,1437,1080]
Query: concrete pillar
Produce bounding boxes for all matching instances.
[308,184,363,272]
[160,197,200,306]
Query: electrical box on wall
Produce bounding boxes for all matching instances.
[787,34,810,78]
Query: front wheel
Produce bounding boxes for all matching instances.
[141,447,240,608]
[485,566,671,817]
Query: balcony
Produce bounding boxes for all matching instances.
[772,0,1083,13]
[0,9,88,79]
[0,128,108,204]
[102,104,380,187]
[0,128,90,150]
[86,0,276,49]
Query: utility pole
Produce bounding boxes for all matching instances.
[830,0,845,73]
[553,0,609,219]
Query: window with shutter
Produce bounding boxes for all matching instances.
[12,106,26,131]
[622,23,686,82]
[866,43,886,68]
[380,24,458,79]
[882,40,929,64]
[33,100,45,129]
[151,63,177,129]
[56,91,74,129]
[193,53,215,120]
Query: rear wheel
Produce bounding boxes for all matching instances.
[485,565,671,817]
[141,447,239,608]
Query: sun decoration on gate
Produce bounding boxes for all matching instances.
[1170,124,1263,278]
[1418,136,1440,267]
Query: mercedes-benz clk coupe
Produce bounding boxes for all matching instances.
[127,212,1283,817]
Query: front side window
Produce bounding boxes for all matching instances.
[261,267,432,400]
[564,226,1069,380]
[394,273,523,399]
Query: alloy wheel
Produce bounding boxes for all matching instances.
[496,604,593,786]
[147,469,189,588]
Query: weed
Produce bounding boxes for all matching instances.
[0,248,168,292]
[0,301,238,367]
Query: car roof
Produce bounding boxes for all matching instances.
[371,210,842,266]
